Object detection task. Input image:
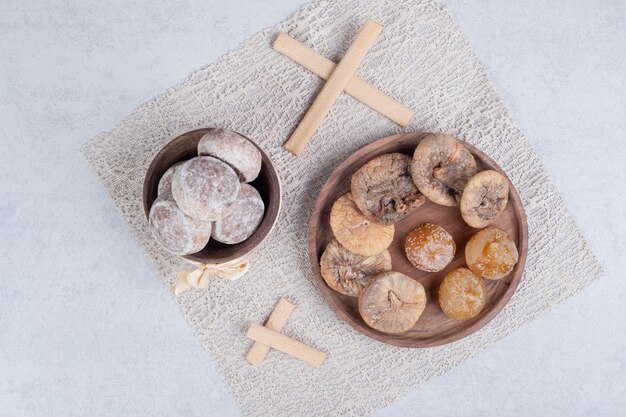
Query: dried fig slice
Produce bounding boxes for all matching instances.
[411,133,477,206]
[438,267,487,320]
[320,240,392,297]
[404,223,456,272]
[466,226,518,280]
[351,153,425,225]
[330,193,394,256]
[460,170,509,228]
[358,271,426,334]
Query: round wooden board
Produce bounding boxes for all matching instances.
[308,132,528,348]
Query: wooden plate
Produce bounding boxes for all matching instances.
[308,132,528,348]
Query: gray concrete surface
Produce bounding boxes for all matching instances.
[1,0,624,415]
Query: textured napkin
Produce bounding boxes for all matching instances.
[82,0,603,415]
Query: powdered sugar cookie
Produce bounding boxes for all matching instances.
[148,191,211,255]
[197,128,262,183]
[171,156,241,221]
[211,184,265,244]
[157,161,184,195]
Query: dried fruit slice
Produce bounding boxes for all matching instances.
[404,223,456,272]
[320,240,392,297]
[466,226,519,280]
[438,268,487,320]
[330,193,394,256]
[411,133,477,206]
[351,153,425,225]
[460,170,510,228]
[358,271,426,334]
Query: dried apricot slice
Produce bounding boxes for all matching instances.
[465,226,518,280]
[438,268,487,320]
[405,223,456,272]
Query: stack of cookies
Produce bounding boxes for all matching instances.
[148,129,265,256]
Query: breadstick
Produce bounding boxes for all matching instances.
[283,19,384,156]
[246,298,296,365]
[246,323,326,368]
[273,33,413,127]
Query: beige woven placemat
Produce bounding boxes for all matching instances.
[82,0,603,415]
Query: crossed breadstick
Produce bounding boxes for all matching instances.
[246,298,326,368]
[275,19,413,156]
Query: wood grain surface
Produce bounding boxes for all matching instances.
[308,132,528,348]
[142,128,282,264]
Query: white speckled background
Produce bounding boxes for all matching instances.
[1,0,624,416]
